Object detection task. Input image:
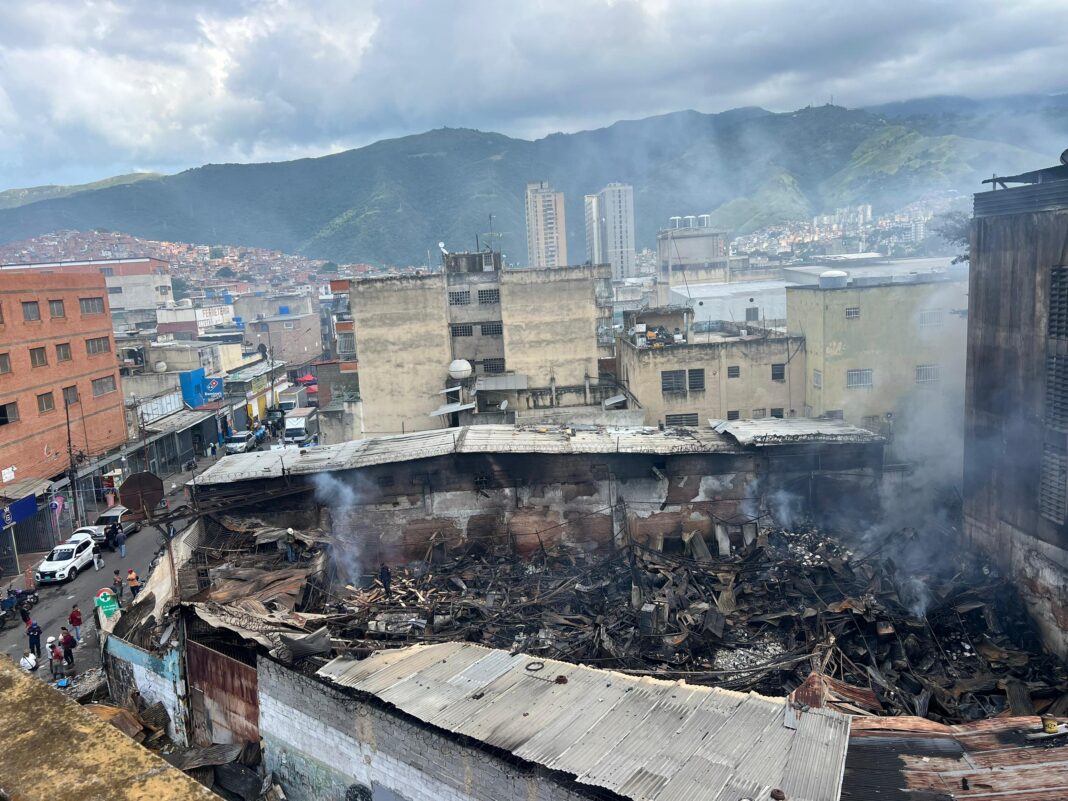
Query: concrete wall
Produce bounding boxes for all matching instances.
[351,275,451,436]
[500,265,607,388]
[965,206,1068,659]
[258,656,607,801]
[619,336,806,425]
[104,635,188,745]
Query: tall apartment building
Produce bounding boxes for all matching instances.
[350,251,613,436]
[964,156,1068,660]
[524,181,568,268]
[0,257,171,328]
[585,183,636,280]
[0,270,126,495]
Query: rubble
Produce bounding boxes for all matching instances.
[331,522,1067,725]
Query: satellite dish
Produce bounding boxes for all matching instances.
[499,400,508,411]
[438,241,449,256]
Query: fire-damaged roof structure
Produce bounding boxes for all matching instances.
[191,420,883,485]
[318,641,853,801]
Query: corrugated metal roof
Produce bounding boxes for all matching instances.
[712,418,883,446]
[317,642,849,801]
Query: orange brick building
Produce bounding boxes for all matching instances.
[0,270,127,489]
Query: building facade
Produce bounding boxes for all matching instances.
[244,312,323,377]
[156,301,234,338]
[350,253,613,436]
[0,270,127,489]
[964,159,1068,659]
[585,183,636,279]
[0,257,172,315]
[524,181,568,268]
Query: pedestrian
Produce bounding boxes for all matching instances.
[19,650,37,672]
[92,540,104,570]
[210,440,218,459]
[127,568,141,597]
[284,528,297,563]
[26,619,42,659]
[47,637,63,679]
[68,605,83,642]
[19,605,30,625]
[112,569,125,602]
[380,562,392,600]
[60,627,76,667]
[167,522,177,540]
[115,527,127,558]
[104,523,115,552]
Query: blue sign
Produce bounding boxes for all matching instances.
[0,495,35,527]
[49,501,58,511]
[205,377,224,399]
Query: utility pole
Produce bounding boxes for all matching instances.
[64,397,81,526]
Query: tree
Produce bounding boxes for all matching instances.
[172,275,192,300]
[320,261,339,273]
[931,211,970,264]
[216,266,236,278]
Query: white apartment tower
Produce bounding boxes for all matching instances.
[585,182,636,279]
[524,181,568,268]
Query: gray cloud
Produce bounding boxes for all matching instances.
[1,0,1066,188]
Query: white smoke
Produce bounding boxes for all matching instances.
[312,473,361,585]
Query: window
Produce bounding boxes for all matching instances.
[483,358,505,374]
[845,307,860,320]
[665,413,699,426]
[448,290,471,306]
[108,286,123,294]
[30,347,48,367]
[99,267,114,277]
[79,297,105,315]
[0,303,3,324]
[661,369,686,394]
[450,324,473,337]
[1040,443,1068,523]
[771,363,786,381]
[751,408,767,418]
[1049,266,1068,338]
[48,299,65,318]
[1047,355,1068,430]
[480,322,503,336]
[283,321,295,330]
[919,309,943,328]
[687,368,705,392]
[478,289,500,304]
[0,353,9,374]
[36,392,54,413]
[846,368,874,389]
[91,375,117,397]
[55,343,72,362]
[745,306,759,322]
[915,364,940,384]
[768,408,784,418]
[727,365,740,379]
[825,409,844,420]
[0,401,17,426]
[862,415,881,430]
[337,332,356,355]
[726,410,740,421]
[813,369,822,388]
[22,301,40,321]
[62,386,79,406]
[86,336,111,355]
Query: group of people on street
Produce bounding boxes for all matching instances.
[112,568,141,602]
[103,523,127,558]
[20,605,83,680]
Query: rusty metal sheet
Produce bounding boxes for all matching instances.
[186,640,259,746]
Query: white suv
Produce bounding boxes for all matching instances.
[35,532,95,584]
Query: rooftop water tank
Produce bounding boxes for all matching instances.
[669,216,682,229]
[697,214,712,228]
[683,215,697,228]
[818,269,849,289]
[447,359,473,380]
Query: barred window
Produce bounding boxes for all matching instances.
[91,374,117,397]
[915,364,940,384]
[480,322,503,336]
[726,410,740,421]
[48,299,65,318]
[448,290,471,306]
[751,408,766,419]
[477,289,500,304]
[1040,442,1068,523]
[30,347,47,367]
[1046,355,1068,430]
[771,363,786,381]
[665,413,699,426]
[661,369,686,393]
[37,392,54,413]
[450,324,473,337]
[846,368,873,389]
[1049,266,1068,338]
[727,365,740,379]
[108,286,124,294]
[687,368,705,392]
[745,306,759,322]
[99,266,114,276]
[919,308,943,328]
[483,358,505,374]
[770,408,785,418]
[86,336,111,355]
[813,369,822,388]
[845,307,860,320]
[79,297,105,315]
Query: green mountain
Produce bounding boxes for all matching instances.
[0,172,162,210]
[0,100,1062,265]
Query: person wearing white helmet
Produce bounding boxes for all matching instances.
[46,636,63,679]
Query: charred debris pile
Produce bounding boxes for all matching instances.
[332,524,1066,725]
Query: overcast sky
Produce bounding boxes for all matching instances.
[1,0,1066,189]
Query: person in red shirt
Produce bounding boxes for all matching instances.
[47,637,64,680]
[59,627,76,667]
[68,605,83,643]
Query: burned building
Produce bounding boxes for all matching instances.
[966,154,1068,660]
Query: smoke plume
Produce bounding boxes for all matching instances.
[312,473,361,585]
